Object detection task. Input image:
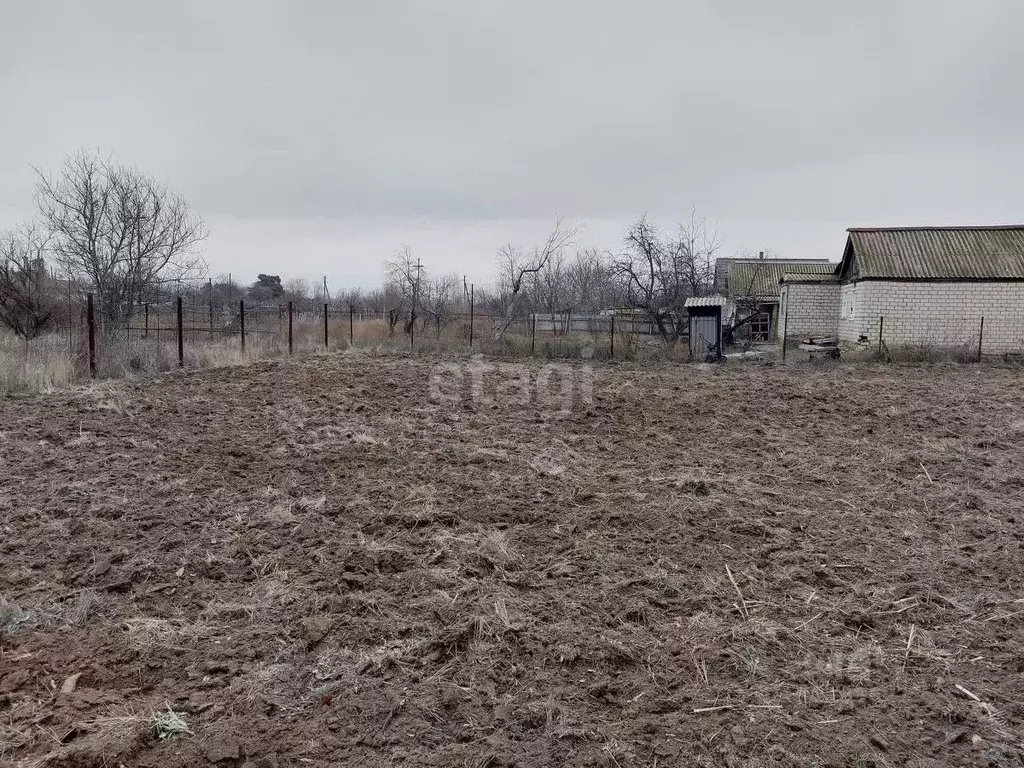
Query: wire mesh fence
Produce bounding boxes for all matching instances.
[12,276,1016,393]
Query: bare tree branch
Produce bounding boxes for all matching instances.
[492,217,580,340]
[34,150,207,322]
[612,212,720,343]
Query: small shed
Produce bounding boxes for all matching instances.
[684,296,727,359]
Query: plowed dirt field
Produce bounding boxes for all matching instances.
[2,353,1023,767]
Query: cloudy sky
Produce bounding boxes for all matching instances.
[2,0,1023,289]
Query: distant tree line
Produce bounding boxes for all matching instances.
[1,150,772,345]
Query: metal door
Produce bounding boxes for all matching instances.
[689,314,719,358]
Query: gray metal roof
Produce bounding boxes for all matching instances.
[728,260,837,299]
[780,271,839,284]
[714,256,829,293]
[684,295,728,308]
[845,226,1024,280]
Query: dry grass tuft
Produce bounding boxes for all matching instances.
[121,617,209,654]
[432,528,523,576]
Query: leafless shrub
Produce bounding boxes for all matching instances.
[0,223,56,340]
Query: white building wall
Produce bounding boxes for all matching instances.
[779,283,840,339]
[838,281,1024,353]
[838,282,866,343]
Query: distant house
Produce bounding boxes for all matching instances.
[780,226,1024,353]
[714,255,834,341]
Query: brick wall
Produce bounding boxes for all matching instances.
[838,280,1024,353]
[838,282,864,343]
[779,282,840,339]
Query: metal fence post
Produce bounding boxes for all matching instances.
[324,303,329,349]
[288,301,294,355]
[878,316,884,353]
[978,316,985,361]
[240,300,246,353]
[469,283,475,347]
[531,314,536,355]
[349,304,354,346]
[208,278,214,341]
[86,293,96,378]
[144,303,149,339]
[67,278,73,356]
[610,313,615,358]
[781,310,789,362]
[176,296,184,368]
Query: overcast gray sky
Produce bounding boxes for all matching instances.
[2,0,1023,288]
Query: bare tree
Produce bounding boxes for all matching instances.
[492,218,579,340]
[0,223,56,339]
[283,277,311,302]
[421,273,460,335]
[613,213,720,342]
[535,251,568,314]
[34,150,207,322]
[383,246,423,335]
[612,215,681,342]
[674,210,720,298]
[565,248,616,312]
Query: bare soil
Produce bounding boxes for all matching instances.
[1,353,1023,767]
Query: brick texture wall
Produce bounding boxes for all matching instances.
[779,282,840,339]
[838,280,1024,353]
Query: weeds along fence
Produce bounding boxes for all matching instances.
[2,293,670,391]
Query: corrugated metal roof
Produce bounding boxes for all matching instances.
[847,227,1024,280]
[780,272,839,284]
[728,261,837,299]
[714,256,829,293]
[684,295,728,308]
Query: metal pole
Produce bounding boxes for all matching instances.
[86,293,96,378]
[349,304,354,346]
[410,257,422,350]
[240,300,246,352]
[531,314,536,355]
[176,296,184,368]
[469,283,475,347]
[610,312,615,358]
[324,303,329,349]
[288,301,294,355]
[144,303,149,338]
[781,309,789,362]
[878,316,884,353]
[209,278,214,341]
[978,316,984,361]
[67,278,72,356]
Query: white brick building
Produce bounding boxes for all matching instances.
[778,275,840,339]
[781,226,1024,354]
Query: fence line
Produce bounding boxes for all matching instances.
[67,294,661,380]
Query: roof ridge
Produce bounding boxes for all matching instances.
[848,225,1024,233]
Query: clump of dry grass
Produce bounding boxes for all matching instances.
[121,617,209,655]
[432,529,523,576]
[0,591,102,634]
[151,706,191,740]
[0,331,75,392]
[0,598,37,634]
